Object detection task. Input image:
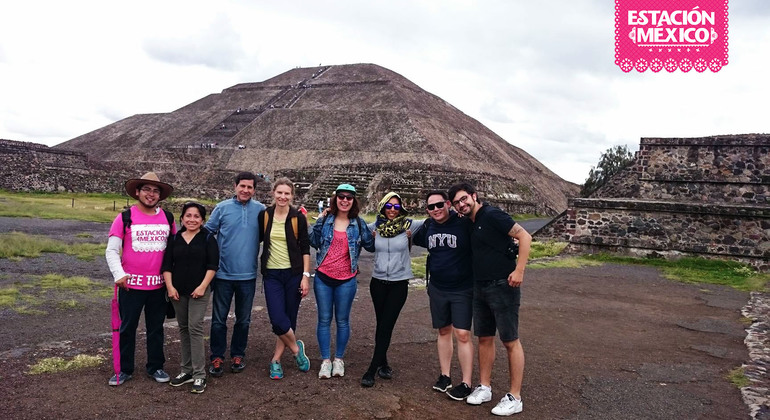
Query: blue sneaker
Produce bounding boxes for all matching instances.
[108,372,132,386]
[294,340,310,372]
[270,361,284,380]
[149,369,170,383]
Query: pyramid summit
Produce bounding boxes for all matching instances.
[56,63,577,214]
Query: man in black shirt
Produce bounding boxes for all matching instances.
[412,190,475,401]
[448,183,532,416]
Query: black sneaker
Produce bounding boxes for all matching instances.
[377,365,393,380]
[433,374,452,392]
[191,378,206,394]
[209,357,224,377]
[447,382,472,401]
[361,370,376,388]
[170,372,193,387]
[231,356,245,373]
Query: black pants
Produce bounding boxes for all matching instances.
[118,287,166,375]
[368,278,408,371]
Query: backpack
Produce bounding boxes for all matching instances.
[263,211,299,239]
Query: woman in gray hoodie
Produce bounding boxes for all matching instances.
[361,192,424,387]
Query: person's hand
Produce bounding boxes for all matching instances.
[115,275,130,290]
[406,229,412,238]
[167,285,180,301]
[507,270,524,288]
[299,277,310,298]
[191,285,206,299]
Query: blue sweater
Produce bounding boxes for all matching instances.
[205,196,266,280]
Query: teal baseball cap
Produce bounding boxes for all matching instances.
[335,183,356,195]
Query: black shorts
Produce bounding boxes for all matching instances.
[473,279,521,341]
[428,282,473,331]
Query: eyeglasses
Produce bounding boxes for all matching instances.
[140,186,161,195]
[426,201,446,211]
[451,194,470,206]
[383,203,402,210]
[337,194,354,201]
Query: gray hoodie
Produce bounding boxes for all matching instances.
[368,192,425,281]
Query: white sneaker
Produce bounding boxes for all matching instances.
[318,360,332,379]
[491,393,523,416]
[332,359,345,377]
[466,384,492,405]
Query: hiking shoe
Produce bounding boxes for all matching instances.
[209,357,224,377]
[491,393,523,416]
[170,372,194,387]
[191,378,207,394]
[108,372,132,386]
[361,370,376,388]
[332,358,345,377]
[318,360,332,379]
[270,361,284,380]
[231,356,245,373]
[467,385,492,405]
[447,382,473,401]
[294,340,310,372]
[433,374,452,392]
[149,369,170,383]
[377,365,393,379]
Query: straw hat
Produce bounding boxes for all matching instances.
[124,172,173,201]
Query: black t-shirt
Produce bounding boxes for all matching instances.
[471,203,517,282]
[412,212,473,291]
[161,227,219,295]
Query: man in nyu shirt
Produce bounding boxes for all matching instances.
[205,172,266,377]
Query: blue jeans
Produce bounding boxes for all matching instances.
[313,272,358,360]
[210,278,256,360]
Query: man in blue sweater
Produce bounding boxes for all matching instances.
[205,172,266,377]
[412,190,475,401]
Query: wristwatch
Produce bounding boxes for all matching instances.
[302,272,311,278]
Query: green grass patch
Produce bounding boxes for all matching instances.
[530,241,568,259]
[75,233,93,238]
[582,254,769,292]
[529,257,604,269]
[28,354,105,375]
[0,273,111,314]
[0,190,126,222]
[411,254,427,279]
[0,232,104,261]
[727,366,750,388]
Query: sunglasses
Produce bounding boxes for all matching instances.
[384,203,402,210]
[336,194,354,201]
[426,201,446,211]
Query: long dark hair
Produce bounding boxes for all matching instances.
[329,193,360,219]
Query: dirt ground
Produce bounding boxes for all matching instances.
[0,216,752,419]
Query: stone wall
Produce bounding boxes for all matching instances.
[536,135,770,271]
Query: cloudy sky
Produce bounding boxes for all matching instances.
[1,0,768,184]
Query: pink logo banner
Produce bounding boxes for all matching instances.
[615,0,729,73]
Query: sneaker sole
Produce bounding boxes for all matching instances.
[492,406,523,416]
[466,398,491,406]
[191,387,206,394]
[150,376,171,383]
[433,384,452,392]
[270,374,283,380]
[170,379,194,387]
[447,391,471,401]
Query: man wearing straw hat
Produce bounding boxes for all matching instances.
[105,172,176,386]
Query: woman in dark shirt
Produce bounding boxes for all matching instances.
[162,202,219,394]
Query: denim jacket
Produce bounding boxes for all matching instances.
[310,214,375,274]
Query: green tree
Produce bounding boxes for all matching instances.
[580,145,634,197]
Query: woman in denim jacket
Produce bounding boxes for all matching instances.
[309,183,375,379]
